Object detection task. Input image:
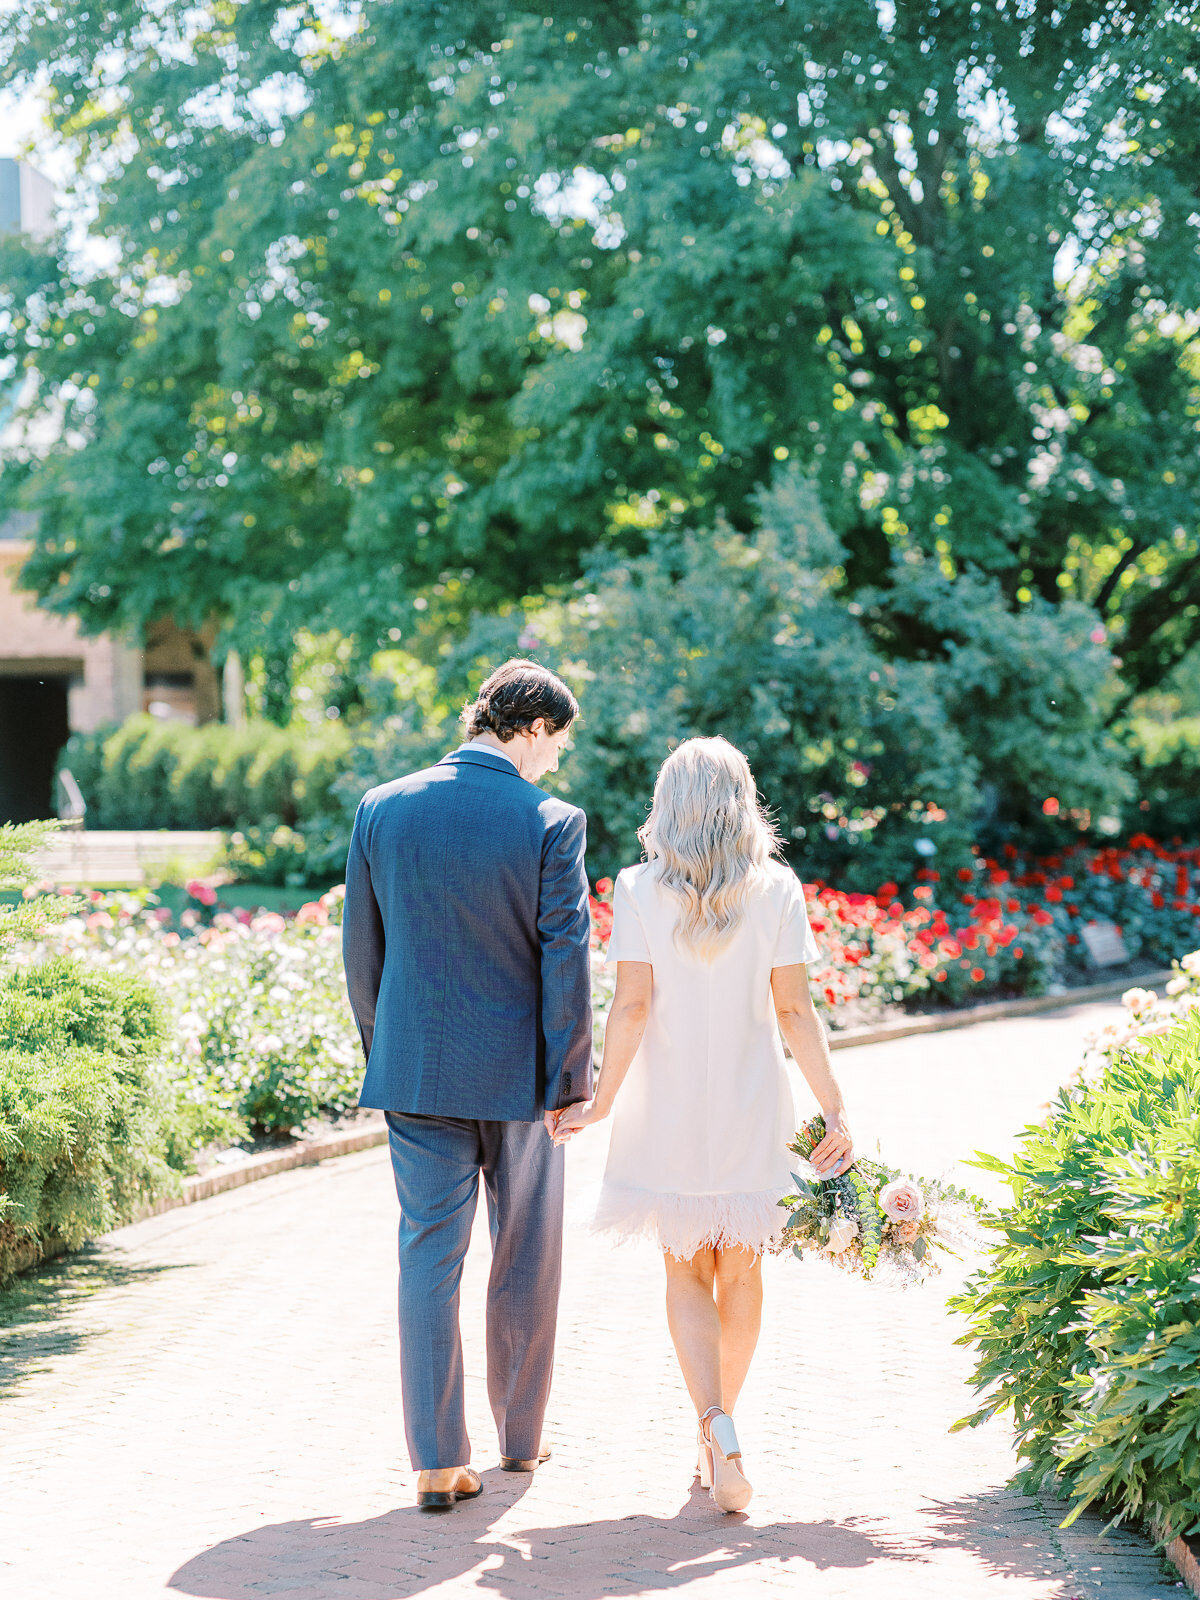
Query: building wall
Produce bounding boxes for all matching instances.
[0,535,143,730]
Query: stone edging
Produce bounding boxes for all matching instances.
[826,969,1175,1051]
[135,1116,390,1223]
[1156,1521,1200,1595]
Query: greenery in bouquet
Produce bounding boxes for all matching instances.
[779,1116,983,1283]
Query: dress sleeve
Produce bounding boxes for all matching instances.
[774,869,820,966]
[606,869,652,964]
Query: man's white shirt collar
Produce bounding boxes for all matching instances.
[456,741,519,770]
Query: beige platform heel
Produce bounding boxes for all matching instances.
[696,1406,753,1513]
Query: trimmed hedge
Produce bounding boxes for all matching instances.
[953,1010,1200,1540]
[60,715,351,835]
[0,960,178,1284]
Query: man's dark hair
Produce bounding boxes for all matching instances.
[463,659,579,743]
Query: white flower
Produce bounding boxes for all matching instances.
[826,1216,858,1254]
[1121,987,1157,1014]
[1180,950,1200,977]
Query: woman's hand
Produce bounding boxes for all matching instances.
[809,1112,854,1178]
[550,1100,605,1144]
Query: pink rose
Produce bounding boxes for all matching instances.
[879,1180,925,1223]
[891,1219,920,1245]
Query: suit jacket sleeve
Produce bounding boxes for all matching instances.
[538,807,594,1111]
[342,801,385,1061]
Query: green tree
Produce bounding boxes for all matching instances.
[1,1,1198,690]
[351,476,1129,882]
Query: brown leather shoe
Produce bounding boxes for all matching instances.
[500,1445,551,1472]
[416,1466,483,1510]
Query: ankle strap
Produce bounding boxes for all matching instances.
[699,1405,726,1426]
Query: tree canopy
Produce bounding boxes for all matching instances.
[1,0,1198,693]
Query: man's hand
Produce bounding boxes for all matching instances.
[543,1106,590,1143]
[550,1100,603,1145]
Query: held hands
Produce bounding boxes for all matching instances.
[544,1101,604,1146]
[808,1111,854,1178]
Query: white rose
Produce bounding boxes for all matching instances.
[826,1216,858,1254]
[1121,987,1156,1014]
[879,1179,925,1223]
[1180,950,1200,977]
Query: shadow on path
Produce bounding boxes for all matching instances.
[914,1486,1174,1593]
[166,1480,1141,1600]
[170,1477,915,1600]
[0,1242,187,1398]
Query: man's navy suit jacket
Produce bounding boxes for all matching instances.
[342,746,594,1122]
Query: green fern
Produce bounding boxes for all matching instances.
[834,1168,884,1274]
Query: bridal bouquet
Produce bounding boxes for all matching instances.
[777,1117,983,1284]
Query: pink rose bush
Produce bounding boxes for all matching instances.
[1079,946,1200,1084]
[9,885,359,1145]
[780,1117,980,1283]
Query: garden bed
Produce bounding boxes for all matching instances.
[5,832,1200,1281]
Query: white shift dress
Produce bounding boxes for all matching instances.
[594,859,820,1259]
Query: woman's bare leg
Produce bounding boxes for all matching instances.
[713,1245,763,1413]
[663,1247,722,1417]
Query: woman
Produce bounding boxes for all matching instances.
[554,737,853,1513]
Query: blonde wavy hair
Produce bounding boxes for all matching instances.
[638,737,781,962]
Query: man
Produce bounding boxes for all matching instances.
[343,658,593,1510]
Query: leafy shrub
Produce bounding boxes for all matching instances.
[355,475,1128,889]
[221,818,355,887]
[0,957,163,1057]
[0,825,182,1283]
[1121,716,1200,843]
[952,1004,1200,1540]
[0,963,178,1284]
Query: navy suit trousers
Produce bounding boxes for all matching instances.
[386,1112,565,1470]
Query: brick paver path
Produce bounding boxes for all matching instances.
[1,1000,1182,1599]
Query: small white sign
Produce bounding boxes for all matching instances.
[1081,920,1129,968]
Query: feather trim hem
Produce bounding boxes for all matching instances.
[593,1181,789,1260]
